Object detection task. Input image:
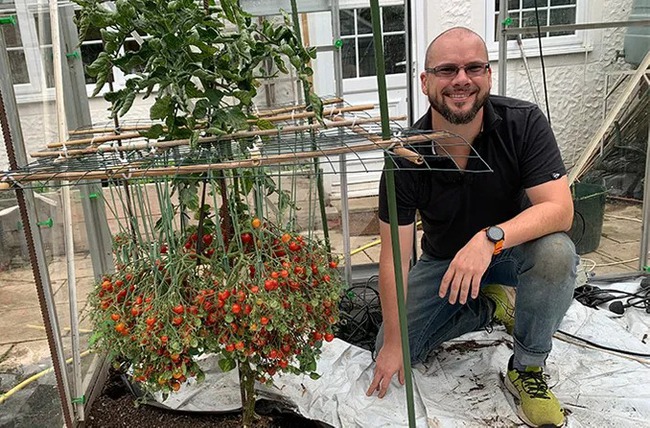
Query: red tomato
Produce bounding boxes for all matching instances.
[231,303,241,314]
[111,313,120,322]
[172,304,184,314]
[325,333,335,342]
[329,261,338,269]
[241,233,253,244]
[202,234,213,246]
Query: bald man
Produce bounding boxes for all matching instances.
[367,27,576,428]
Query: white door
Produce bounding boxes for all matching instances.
[309,1,409,199]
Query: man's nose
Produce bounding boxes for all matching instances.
[451,67,472,84]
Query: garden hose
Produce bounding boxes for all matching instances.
[0,349,92,405]
[348,221,422,258]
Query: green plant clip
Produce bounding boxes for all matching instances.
[71,395,86,404]
[66,51,80,59]
[88,192,98,199]
[502,17,513,27]
[334,39,343,49]
[38,218,54,228]
[0,15,17,26]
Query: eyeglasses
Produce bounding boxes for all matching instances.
[425,62,490,78]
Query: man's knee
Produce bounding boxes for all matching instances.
[527,232,578,286]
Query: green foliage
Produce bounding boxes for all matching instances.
[77,3,333,424]
[74,0,322,138]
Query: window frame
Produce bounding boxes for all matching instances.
[339,1,406,80]
[483,0,590,61]
[4,0,131,104]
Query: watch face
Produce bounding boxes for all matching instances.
[487,226,504,242]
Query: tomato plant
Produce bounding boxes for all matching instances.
[78,0,338,426]
[88,217,343,405]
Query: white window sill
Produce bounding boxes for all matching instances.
[488,41,592,61]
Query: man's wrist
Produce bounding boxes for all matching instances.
[484,226,505,255]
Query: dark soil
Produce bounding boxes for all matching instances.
[84,370,328,428]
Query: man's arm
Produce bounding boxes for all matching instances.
[498,175,573,247]
[366,220,414,398]
[439,175,573,305]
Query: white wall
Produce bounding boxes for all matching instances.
[1,0,640,179]
[416,0,637,167]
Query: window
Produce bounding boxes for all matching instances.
[339,4,405,79]
[485,0,587,58]
[1,1,43,94]
[1,1,137,102]
[34,10,108,87]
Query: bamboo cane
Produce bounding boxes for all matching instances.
[331,116,423,165]
[67,97,346,136]
[13,133,443,183]
[33,115,407,158]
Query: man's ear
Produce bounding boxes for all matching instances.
[487,66,493,91]
[420,71,428,95]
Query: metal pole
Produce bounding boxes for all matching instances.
[639,122,650,271]
[289,0,332,253]
[0,26,75,428]
[331,0,353,286]
[515,35,541,106]
[370,1,415,426]
[498,0,508,96]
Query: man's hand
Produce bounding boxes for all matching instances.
[366,344,405,398]
[439,231,494,304]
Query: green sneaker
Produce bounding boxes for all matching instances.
[505,357,565,427]
[482,284,515,334]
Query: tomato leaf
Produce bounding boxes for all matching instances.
[219,357,236,372]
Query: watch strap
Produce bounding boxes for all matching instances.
[483,227,504,256]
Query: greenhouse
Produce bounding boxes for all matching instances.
[0,0,649,427]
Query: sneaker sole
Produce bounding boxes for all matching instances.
[503,374,564,428]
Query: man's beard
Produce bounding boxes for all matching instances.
[429,90,488,125]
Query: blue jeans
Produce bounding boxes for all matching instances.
[375,232,579,368]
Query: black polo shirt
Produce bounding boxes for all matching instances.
[378,95,566,259]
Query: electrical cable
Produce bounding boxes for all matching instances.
[533,0,552,125]
[337,276,383,351]
[554,329,650,360]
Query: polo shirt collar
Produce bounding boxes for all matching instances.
[482,96,502,134]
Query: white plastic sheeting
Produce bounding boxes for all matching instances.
[154,279,650,427]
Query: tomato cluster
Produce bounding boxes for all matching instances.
[89,217,343,394]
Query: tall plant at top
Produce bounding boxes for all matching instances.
[75,1,342,427]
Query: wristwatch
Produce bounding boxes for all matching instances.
[484,226,505,255]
